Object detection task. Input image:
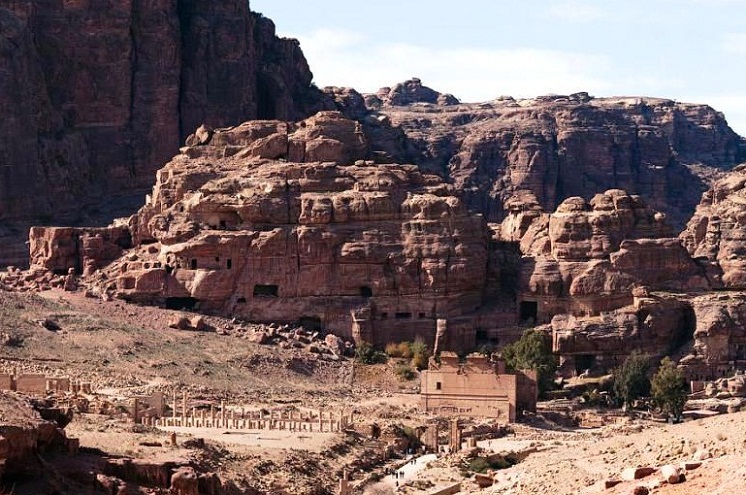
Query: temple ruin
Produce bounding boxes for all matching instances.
[419,352,537,422]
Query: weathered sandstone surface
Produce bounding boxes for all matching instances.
[31,112,490,348]
[371,80,746,229]
[0,393,73,481]
[0,1,326,265]
[681,164,746,288]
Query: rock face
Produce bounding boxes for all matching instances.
[34,112,490,348]
[0,393,73,482]
[372,86,745,229]
[0,1,325,264]
[681,164,746,288]
[368,78,460,107]
[509,190,707,324]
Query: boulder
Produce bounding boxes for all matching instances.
[621,467,655,481]
[659,464,683,484]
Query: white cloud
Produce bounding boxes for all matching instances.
[723,33,746,54]
[548,1,607,22]
[292,28,610,102]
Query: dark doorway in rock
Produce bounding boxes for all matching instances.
[519,301,538,323]
[253,284,279,297]
[360,286,373,298]
[165,297,198,311]
[299,316,322,332]
[190,259,197,270]
[575,354,596,375]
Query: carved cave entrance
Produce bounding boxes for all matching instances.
[574,354,596,375]
[299,316,322,332]
[253,284,279,297]
[519,301,538,323]
[165,297,198,311]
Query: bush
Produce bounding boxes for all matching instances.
[410,336,430,370]
[651,357,688,421]
[395,363,416,381]
[384,341,414,358]
[385,342,402,357]
[355,341,388,365]
[612,351,651,410]
[467,454,517,473]
[398,341,413,358]
[502,329,557,396]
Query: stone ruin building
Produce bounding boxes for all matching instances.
[420,352,537,422]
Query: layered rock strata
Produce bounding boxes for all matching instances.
[371,81,745,229]
[681,164,746,288]
[0,1,325,265]
[31,112,491,348]
[506,190,707,324]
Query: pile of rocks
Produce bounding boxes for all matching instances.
[0,266,77,293]
[224,322,354,359]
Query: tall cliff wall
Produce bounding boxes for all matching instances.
[366,81,746,229]
[0,1,325,259]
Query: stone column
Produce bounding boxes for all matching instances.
[133,398,140,424]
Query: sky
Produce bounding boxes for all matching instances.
[251,0,746,136]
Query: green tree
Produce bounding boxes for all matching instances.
[502,329,557,395]
[651,357,688,421]
[612,351,651,410]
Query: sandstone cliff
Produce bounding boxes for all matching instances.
[366,80,746,229]
[30,112,490,348]
[681,164,746,288]
[0,1,326,265]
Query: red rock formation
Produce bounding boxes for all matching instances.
[508,190,706,325]
[552,294,695,374]
[680,292,746,380]
[681,164,746,288]
[31,113,490,348]
[0,1,326,265]
[372,86,745,229]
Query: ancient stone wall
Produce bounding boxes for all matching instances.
[419,353,536,421]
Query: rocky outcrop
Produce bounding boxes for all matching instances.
[373,86,745,229]
[0,393,74,481]
[512,190,707,323]
[679,292,746,380]
[367,78,460,108]
[681,164,746,288]
[31,112,490,348]
[0,1,325,265]
[552,294,696,374]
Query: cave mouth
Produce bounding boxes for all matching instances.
[519,301,538,323]
[575,354,596,375]
[253,284,279,297]
[299,316,322,332]
[165,297,198,311]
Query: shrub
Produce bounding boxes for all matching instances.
[395,363,416,381]
[355,341,388,365]
[651,357,688,421]
[410,336,430,370]
[612,351,651,410]
[502,329,557,396]
[385,341,414,358]
[398,341,413,358]
[385,342,403,357]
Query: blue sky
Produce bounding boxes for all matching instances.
[251,0,746,136]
